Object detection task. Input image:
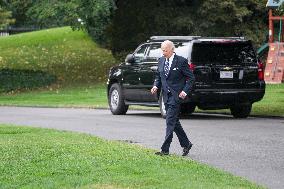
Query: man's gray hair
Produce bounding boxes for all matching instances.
[161,40,175,51]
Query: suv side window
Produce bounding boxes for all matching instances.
[143,43,162,63]
[147,43,161,60]
[133,44,148,63]
[146,42,190,61]
[174,42,190,59]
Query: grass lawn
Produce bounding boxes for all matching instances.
[0,125,263,189]
[0,83,283,117]
[0,27,116,85]
[0,83,107,108]
[252,84,284,116]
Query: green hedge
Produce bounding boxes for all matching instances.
[0,69,56,93]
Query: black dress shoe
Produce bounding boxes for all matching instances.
[155,151,169,156]
[182,144,193,156]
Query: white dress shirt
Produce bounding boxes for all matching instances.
[166,53,175,70]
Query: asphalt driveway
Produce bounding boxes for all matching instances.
[0,106,283,189]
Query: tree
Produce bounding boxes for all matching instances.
[1,0,270,54]
[1,0,116,46]
[77,0,116,45]
[196,0,267,46]
[107,0,204,56]
[0,0,33,27]
[0,6,14,29]
[108,0,268,58]
[26,0,80,28]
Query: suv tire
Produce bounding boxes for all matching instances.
[108,83,129,115]
[230,103,252,118]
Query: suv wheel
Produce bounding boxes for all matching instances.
[230,103,252,118]
[180,103,196,115]
[159,92,167,119]
[108,83,128,115]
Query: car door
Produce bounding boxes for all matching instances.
[123,44,149,101]
[138,42,191,102]
[139,43,161,102]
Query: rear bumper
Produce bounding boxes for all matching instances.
[188,88,265,109]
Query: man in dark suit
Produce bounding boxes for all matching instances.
[151,40,195,156]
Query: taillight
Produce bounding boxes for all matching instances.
[257,59,264,80]
[189,62,195,71]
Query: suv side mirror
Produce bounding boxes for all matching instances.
[125,54,135,64]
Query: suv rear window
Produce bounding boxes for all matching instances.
[191,41,256,65]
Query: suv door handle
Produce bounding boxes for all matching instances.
[150,66,158,71]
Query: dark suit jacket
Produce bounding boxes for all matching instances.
[153,54,195,104]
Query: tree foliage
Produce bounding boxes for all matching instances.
[2,0,115,45]
[197,0,267,45]
[26,0,80,28]
[108,0,268,57]
[109,0,203,55]
[77,0,115,45]
[1,0,272,57]
[0,0,33,27]
[0,6,14,29]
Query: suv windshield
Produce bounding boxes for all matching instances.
[191,41,256,65]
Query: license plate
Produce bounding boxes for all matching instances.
[220,71,233,79]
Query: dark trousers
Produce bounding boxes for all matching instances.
[161,94,191,152]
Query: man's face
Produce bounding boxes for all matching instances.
[161,44,173,59]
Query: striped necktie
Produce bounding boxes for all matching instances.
[164,58,170,77]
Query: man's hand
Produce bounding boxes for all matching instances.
[151,86,158,94]
[179,91,187,99]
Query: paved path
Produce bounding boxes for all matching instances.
[0,107,283,189]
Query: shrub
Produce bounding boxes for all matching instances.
[0,69,56,93]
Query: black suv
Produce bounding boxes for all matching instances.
[107,36,265,118]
